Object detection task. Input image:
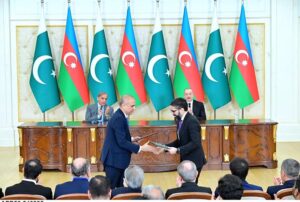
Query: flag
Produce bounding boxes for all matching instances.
[29,8,61,113]
[58,6,89,112]
[87,6,117,105]
[145,11,174,111]
[202,6,231,109]
[229,3,259,108]
[173,6,204,101]
[116,6,147,106]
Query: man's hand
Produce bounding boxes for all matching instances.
[167,147,178,155]
[140,141,160,153]
[131,136,142,142]
[273,176,282,185]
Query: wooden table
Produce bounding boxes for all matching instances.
[18,119,277,172]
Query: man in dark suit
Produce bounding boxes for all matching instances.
[101,95,156,189]
[163,98,206,184]
[0,188,3,198]
[292,175,300,200]
[54,157,90,198]
[111,165,144,198]
[165,160,212,199]
[216,174,243,200]
[85,92,114,124]
[5,159,52,199]
[267,158,299,199]
[184,88,206,121]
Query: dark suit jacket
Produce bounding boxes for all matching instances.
[54,177,89,199]
[165,182,212,199]
[242,180,263,191]
[85,103,114,123]
[5,180,52,199]
[267,179,295,199]
[101,108,140,170]
[192,100,206,121]
[167,112,206,169]
[111,187,142,198]
[0,188,3,198]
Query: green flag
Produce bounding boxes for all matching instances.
[202,8,231,109]
[29,11,61,112]
[88,7,117,105]
[145,12,174,111]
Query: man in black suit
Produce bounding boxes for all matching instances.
[267,158,299,199]
[5,159,52,199]
[162,98,206,184]
[165,160,212,199]
[184,88,206,121]
[101,95,156,189]
[292,175,300,200]
[111,165,144,198]
[0,188,3,198]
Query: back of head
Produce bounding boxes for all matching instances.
[119,95,134,106]
[170,98,188,111]
[217,174,243,200]
[142,185,165,200]
[229,157,249,181]
[89,175,111,200]
[71,157,90,177]
[24,159,42,180]
[281,159,300,179]
[124,165,144,188]
[177,160,197,183]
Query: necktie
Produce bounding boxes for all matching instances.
[188,102,191,108]
[177,119,183,139]
[99,106,104,122]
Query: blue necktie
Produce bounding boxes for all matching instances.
[177,119,183,139]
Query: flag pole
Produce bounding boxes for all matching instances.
[184,0,187,6]
[41,0,45,123]
[242,108,244,119]
[72,112,74,121]
[214,109,216,120]
[127,0,130,7]
[43,112,46,122]
[157,111,160,120]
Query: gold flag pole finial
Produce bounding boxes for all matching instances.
[97,0,101,9]
[68,0,71,5]
[156,0,159,9]
[184,0,187,6]
[127,0,130,7]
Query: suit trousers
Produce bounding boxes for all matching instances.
[104,165,125,189]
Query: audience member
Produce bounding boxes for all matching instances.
[54,157,90,198]
[85,92,114,124]
[88,175,111,200]
[267,158,300,199]
[216,174,243,200]
[0,188,3,198]
[5,159,52,199]
[142,185,165,200]
[230,157,263,191]
[165,160,212,199]
[292,175,300,200]
[111,165,144,198]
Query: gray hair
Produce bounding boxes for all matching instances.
[177,160,198,182]
[281,159,300,179]
[119,95,134,106]
[71,158,90,177]
[142,185,165,200]
[124,165,144,188]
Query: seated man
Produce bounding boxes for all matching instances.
[0,188,3,198]
[216,174,243,200]
[165,160,212,199]
[230,157,263,191]
[267,158,300,199]
[88,175,111,200]
[142,185,165,200]
[184,88,206,121]
[111,165,144,198]
[292,175,300,200]
[54,157,90,199]
[85,92,114,124]
[5,159,52,199]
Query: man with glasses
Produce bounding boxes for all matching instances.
[157,98,206,185]
[101,95,156,189]
[85,92,114,124]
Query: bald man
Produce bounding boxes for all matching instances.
[54,157,91,198]
[101,95,156,188]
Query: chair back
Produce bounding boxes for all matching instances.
[112,192,143,200]
[56,193,89,200]
[167,192,212,200]
[1,194,46,200]
[274,188,294,200]
[242,190,271,200]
